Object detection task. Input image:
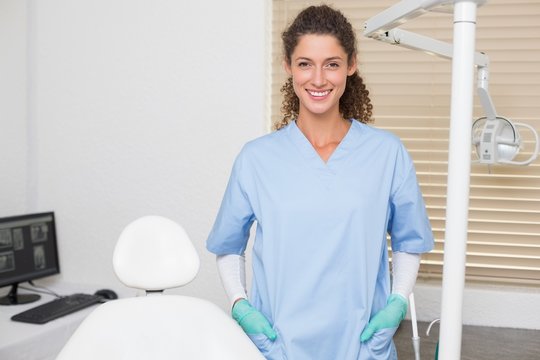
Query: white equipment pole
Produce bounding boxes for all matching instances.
[438,2,478,359]
[364,1,486,358]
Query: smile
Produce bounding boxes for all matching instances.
[307,89,332,97]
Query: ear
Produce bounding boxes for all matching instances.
[283,59,292,76]
[347,56,357,76]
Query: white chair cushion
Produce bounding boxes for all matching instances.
[113,216,200,290]
[56,296,265,360]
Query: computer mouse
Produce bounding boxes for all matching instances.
[94,289,118,300]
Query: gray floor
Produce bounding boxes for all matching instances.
[395,320,540,360]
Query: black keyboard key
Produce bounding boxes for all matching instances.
[11,293,102,324]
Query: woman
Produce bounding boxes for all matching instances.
[207,5,433,359]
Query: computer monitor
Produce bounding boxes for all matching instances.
[0,212,60,305]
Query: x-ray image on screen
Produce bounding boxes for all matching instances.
[33,245,46,270]
[30,223,48,243]
[12,229,24,250]
[0,229,12,249]
[0,252,15,273]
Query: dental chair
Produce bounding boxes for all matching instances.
[56,216,264,360]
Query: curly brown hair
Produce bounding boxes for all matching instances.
[274,5,373,131]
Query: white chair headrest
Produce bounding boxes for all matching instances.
[113,216,200,291]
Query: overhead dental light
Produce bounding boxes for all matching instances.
[471,64,539,165]
[471,116,539,166]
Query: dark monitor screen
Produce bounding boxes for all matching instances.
[0,212,60,305]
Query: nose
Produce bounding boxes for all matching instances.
[312,67,327,87]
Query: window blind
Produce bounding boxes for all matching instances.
[271,0,540,285]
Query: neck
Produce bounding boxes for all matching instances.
[296,114,350,148]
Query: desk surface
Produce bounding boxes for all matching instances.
[0,283,122,360]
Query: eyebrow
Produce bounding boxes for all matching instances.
[294,56,344,62]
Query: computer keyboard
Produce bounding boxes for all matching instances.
[11,293,102,324]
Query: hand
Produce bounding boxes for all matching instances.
[360,294,408,342]
[232,299,277,341]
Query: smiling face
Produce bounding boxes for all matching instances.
[284,34,357,121]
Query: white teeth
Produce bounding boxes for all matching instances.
[308,90,330,97]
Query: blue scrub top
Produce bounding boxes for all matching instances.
[207,120,433,360]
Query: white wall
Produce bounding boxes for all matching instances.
[0,0,28,215]
[1,0,267,309]
[411,281,540,330]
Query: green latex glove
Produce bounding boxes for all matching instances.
[360,294,408,342]
[232,299,277,341]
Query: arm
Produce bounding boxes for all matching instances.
[360,252,420,342]
[216,254,276,341]
[216,254,248,307]
[391,251,420,299]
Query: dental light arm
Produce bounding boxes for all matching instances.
[364,11,494,117]
[476,66,497,120]
[366,27,494,115]
[363,0,461,39]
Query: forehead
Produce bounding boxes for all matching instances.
[292,34,347,60]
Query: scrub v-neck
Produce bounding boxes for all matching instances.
[285,120,360,190]
[288,119,357,174]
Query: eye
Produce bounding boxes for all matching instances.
[325,62,340,69]
[297,61,311,68]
